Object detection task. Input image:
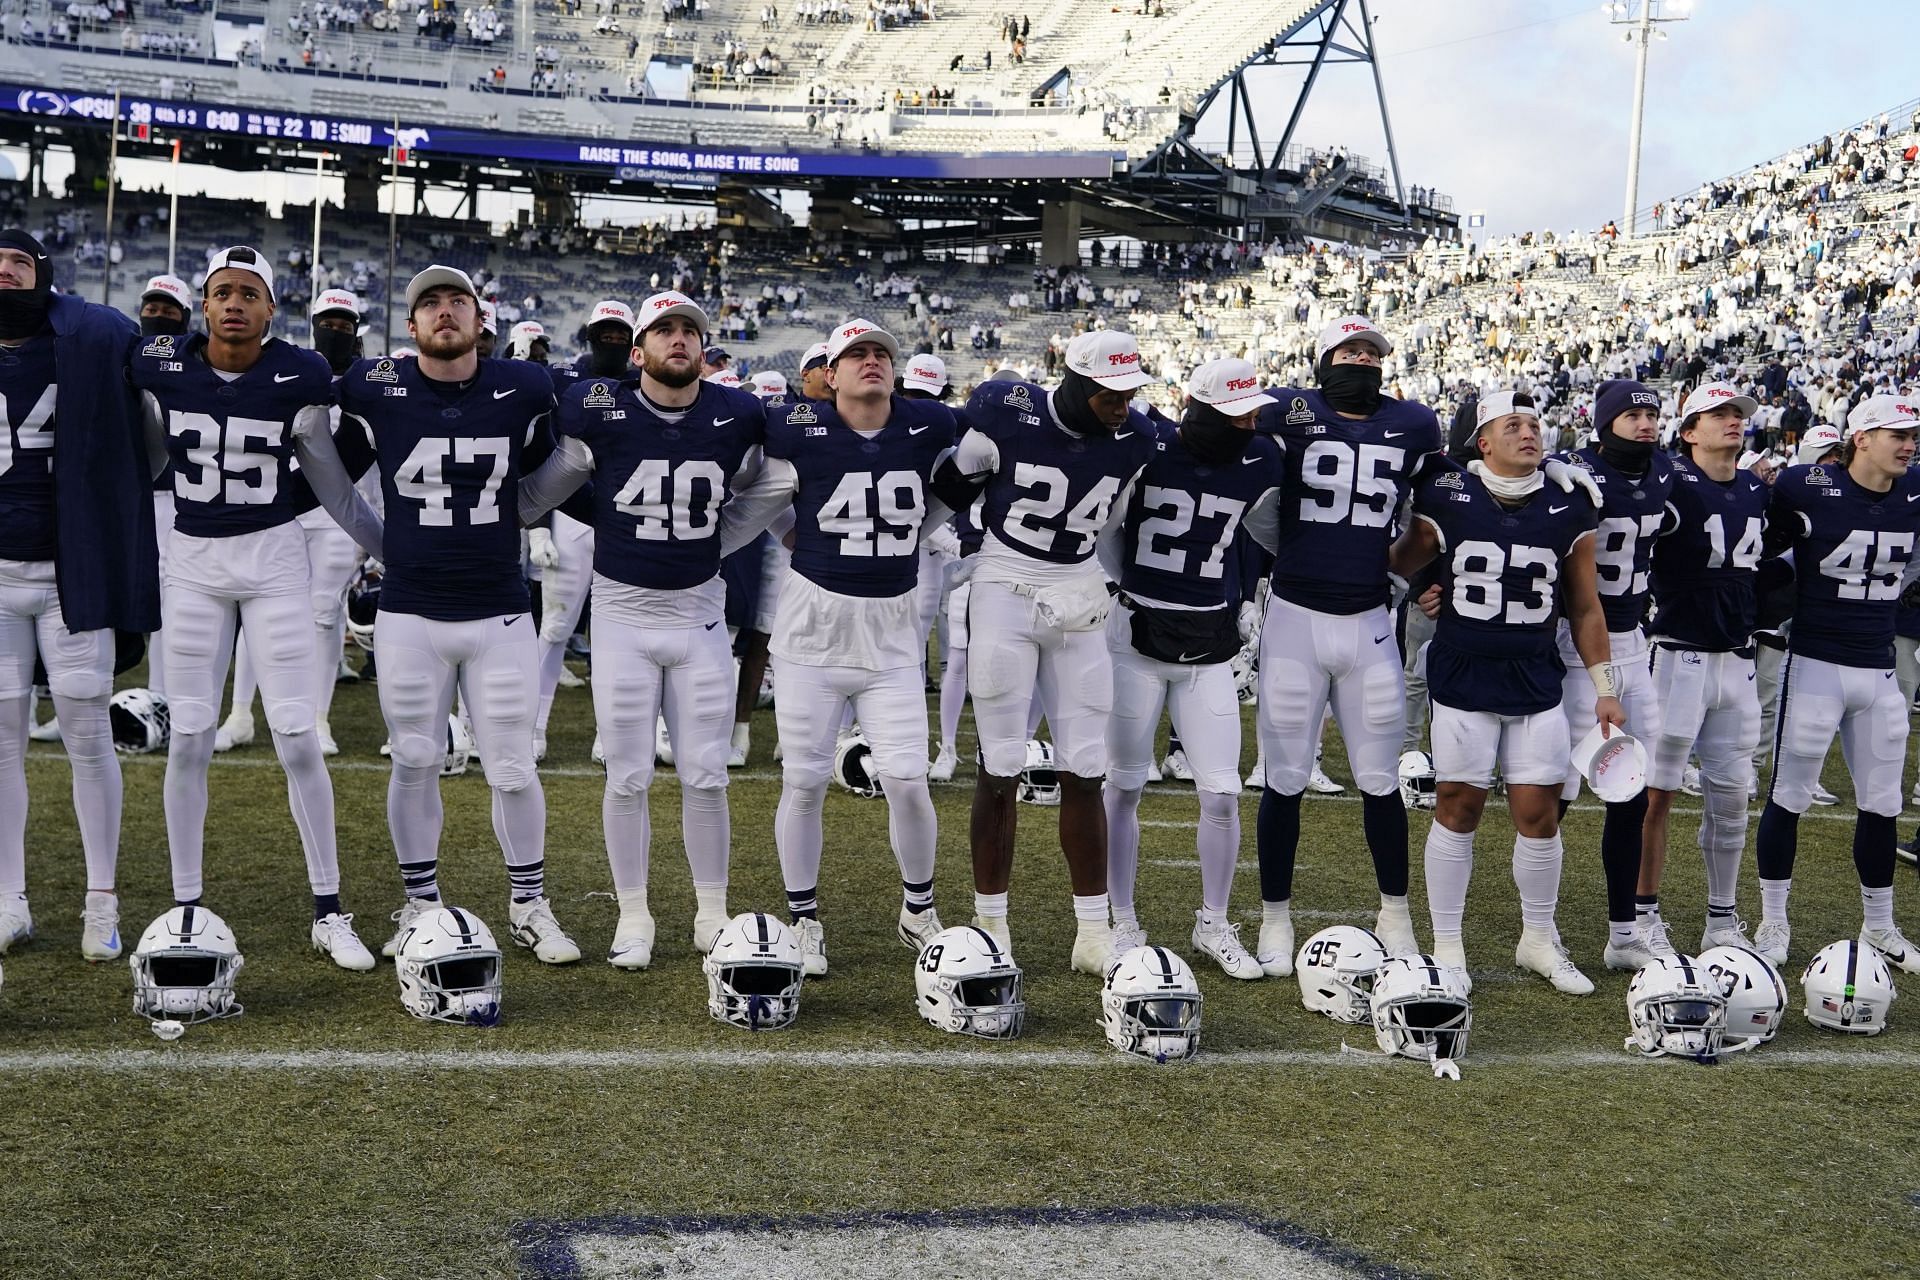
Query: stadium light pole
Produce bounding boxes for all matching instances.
[1606,0,1691,236]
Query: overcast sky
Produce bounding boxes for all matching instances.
[1193,0,1920,238]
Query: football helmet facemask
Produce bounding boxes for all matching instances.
[130,905,243,1025]
[704,912,805,1031]
[345,563,381,651]
[832,731,882,798]
[394,906,503,1027]
[915,924,1026,1039]
[1371,954,1472,1065]
[1397,749,1437,811]
[1801,939,1896,1036]
[1698,944,1786,1052]
[1017,739,1061,806]
[1100,945,1202,1063]
[1625,953,1727,1063]
[109,688,170,755]
[1295,925,1390,1024]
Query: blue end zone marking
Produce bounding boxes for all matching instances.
[513,1204,1428,1280]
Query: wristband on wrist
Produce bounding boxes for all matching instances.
[1588,662,1618,700]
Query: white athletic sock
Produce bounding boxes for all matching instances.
[974,890,1008,920]
[1759,877,1792,924]
[1072,892,1109,924]
[1862,884,1896,932]
[602,779,652,896]
[1423,822,1477,939]
[273,727,341,896]
[163,727,218,902]
[616,886,651,918]
[683,784,731,892]
[1196,789,1240,917]
[1609,920,1637,947]
[1103,783,1144,918]
[693,881,728,916]
[775,777,827,904]
[1262,899,1292,925]
[878,774,937,887]
[938,648,968,753]
[1511,832,1563,932]
[0,695,29,896]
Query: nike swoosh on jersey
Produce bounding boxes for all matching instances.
[705,621,719,630]
[1114,431,1134,440]
[909,425,930,435]
[1176,650,1206,662]
[715,417,735,425]
[1241,456,1261,465]
[503,618,515,626]
[1907,493,1920,503]
[493,389,516,400]
[1383,431,1405,439]
[1373,634,1390,644]
[273,373,299,383]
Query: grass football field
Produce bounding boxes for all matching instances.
[5,665,1919,1279]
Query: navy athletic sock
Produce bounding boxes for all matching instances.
[174,896,202,908]
[901,877,934,913]
[1359,790,1410,897]
[1854,812,1898,890]
[1600,791,1648,924]
[312,892,342,921]
[1256,787,1303,902]
[1755,801,1800,882]
[787,886,819,920]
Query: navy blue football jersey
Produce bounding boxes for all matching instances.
[962,379,1156,565]
[0,333,59,561]
[1257,387,1443,614]
[1415,466,1599,715]
[1649,456,1771,651]
[337,355,558,621]
[1563,446,1673,632]
[130,334,332,539]
[1117,424,1283,609]
[1768,461,1920,668]
[769,395,955,599]
[556,375,766,591]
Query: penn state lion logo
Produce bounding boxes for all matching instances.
[583,381,615,409]
[141,334,177,358]
[366,359,400,384]
[786,402,818,425]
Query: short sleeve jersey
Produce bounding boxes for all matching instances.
[556,376,766,591]
[130,334,332,538]
[1415,466,1599,716]
[962,379,1157,566]
[0,333,59,561]
[1256,387,1443,614]
[1767,461,1920,668]
[337,355,558,621]
[1117,424,1284,609]
[1649,456,1770,651]
[1562,446,1675,633]
[767,395,956,599]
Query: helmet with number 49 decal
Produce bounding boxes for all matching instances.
[915,925,1026,1039]
[1295,925,1390,1024]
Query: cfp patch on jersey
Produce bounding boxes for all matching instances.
[582,381,616,409]
[1284,396,1314,425]
[1571,454,1597,473]
[1436,470,1465,489]
[767,393,786,407]
[365,359,401,384]
[141,334,178,358]
[786,403,818,425]
[1003,385,1034,413]
[1807,466,1831,487]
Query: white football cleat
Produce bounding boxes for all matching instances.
[1191,912,1262,980]
[315,720,340,757]
[1244,749,1267,790]
[1642,918,1678,958]
[1603,933,1661,972]
[1861,924,1920,974]
[1679,765,1702,797]
[382,896,439,958]
[1753,918,1790,966]
[1699,915,1752,952]
[1375,901,1419,957]
[1161,749,1195,783]
[608,911,656,969]
[213,711,255,753]
[1809,783,1839,806]
[692,907,729,954]
[1306,767,1345,795]
[1515,927,1594,995]
[311,912,377,972]
[336,654,360,683]
[929,745,957,783]
[897,905,943,950]
[79,891,121,962]
[1432,935,1472,993]
[1111,919,1147,954]
[654,717,675,766]
[1256,914,1294,977]
[970,914,1011,947]
[0,895,32,954]
[726,742,747,768]
[555,664,586,689]
[590,734,605,767]
[379,738,393,758]
[793,916,828,976]
[1070,922,1115,976]
[1146,759,1163,784]
[507,896,582,965]
[27,713,61,743]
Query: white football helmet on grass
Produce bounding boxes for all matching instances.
[1698,945,1786,1052]
[704,912,805,1031]
[130,906,243,1026]
[1100,945,1202,1062]
[394,906,503,1026]
[1625,953,1727,1063]
[1295,925,1389,1024]
[915,925,1026,1039]
[1801,939,1896,1035]
[1371,954,1471,1067]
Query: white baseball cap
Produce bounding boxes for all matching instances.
[404,264,477,313]
[1185,357,1274,412]
[636,290,708,338]
[1737,449,1769,470]
[826,318,900,365]
[1796,423,1843,463]
[204,246,275,303]
[1476,389,1541,430]
[1846,393,1920,439]
[1680,381,1758,425]
[704,368,743,388]
[312,288,361,320]
[800,341,830,372]
[479,299,498,335]
[586,299,637,334]
[900,353,948,395]
[1574,724,1648,804]
[1315,314,1393,365]
[1064,330,1154,391]
[508,320,547,347]
[750,370,788,398]
[141,273,191,311]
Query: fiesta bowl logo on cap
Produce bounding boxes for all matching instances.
[1107,351,1141,367]
[1227,375,1257,392]
[1707,387,1733,399]
[1341,320,1372,334]
[593,302,634,323]
[651,292,693,311]
[840,323,873,342]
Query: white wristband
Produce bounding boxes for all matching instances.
[1588,662,1618,700]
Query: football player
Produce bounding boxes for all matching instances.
[336,265,580,966]
[1249,316,1442,972]
[1635,381,1771,962]
[0,228,155,960]
[935,330,1158,972]
[1752,393,1920,973]
[1099,358,1282,979]
[137,274,195,725]
[718,320,954,974]
[1553,381,1672,969]
[1389,391,1620,994]
[517,290,767,966]
[132,247,384,970]
[797,343,831,403]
